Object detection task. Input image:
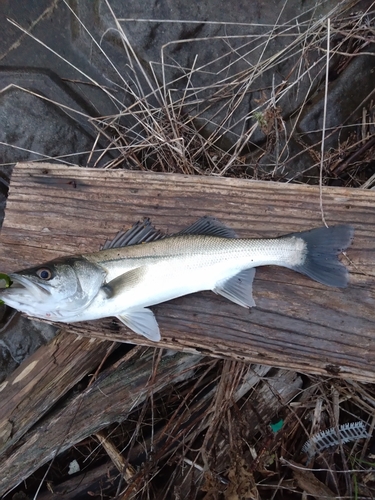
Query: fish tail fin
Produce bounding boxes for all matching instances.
[290,225,354,287]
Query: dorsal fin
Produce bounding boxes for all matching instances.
[101,216,237,250]
[101,218,166,250]
[175,216,238,238]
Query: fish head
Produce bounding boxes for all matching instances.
[0,256,105,320]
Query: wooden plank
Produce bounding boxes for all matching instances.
[0,332,113,456]
[0,348,203,495]
[1,363,300,497]
[0,162,373,381]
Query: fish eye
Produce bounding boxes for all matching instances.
[36,267,53,280]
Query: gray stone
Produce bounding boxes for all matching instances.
[0,85,97,167]
[0,0,349,162]
[297,44,375,149]
[0,310,56,383]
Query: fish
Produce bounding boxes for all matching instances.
[0,217,353,342]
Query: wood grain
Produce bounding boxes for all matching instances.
[0,332,113,456]
[0,162,374,381]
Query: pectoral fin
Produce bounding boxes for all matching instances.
[117,308,161,342]
[213,268,256,308]
[102,269,160,340]
[102,267,146,298]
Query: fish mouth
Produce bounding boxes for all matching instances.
[8,274,51,296]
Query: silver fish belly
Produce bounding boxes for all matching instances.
[0,217,354,342]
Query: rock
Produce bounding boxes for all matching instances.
[0,310,56,382]
[297,44,375,149]
[0,83,98,167]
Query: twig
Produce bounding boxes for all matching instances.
[319,18,330,228]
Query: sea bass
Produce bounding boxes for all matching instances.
[0,217,353,342]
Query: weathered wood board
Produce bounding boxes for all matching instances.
[0,162,374,381]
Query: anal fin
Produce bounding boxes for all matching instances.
[117,308,161,342]
[213,268,256,308]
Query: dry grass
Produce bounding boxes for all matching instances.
[6,0,375,185]
[2,1,375,498]
[22,358,375,499]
